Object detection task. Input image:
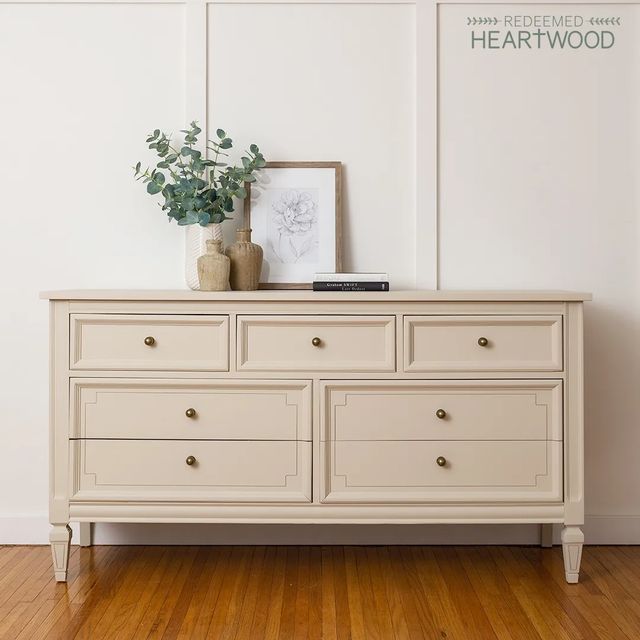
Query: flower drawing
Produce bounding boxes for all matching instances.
[272,190,317,235]
[267,189,319,264]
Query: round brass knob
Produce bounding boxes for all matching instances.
[436,456,447,467]
[311,337,322,347]
[185,456,196,466]
[185,408,196,418]
[477,337,489,347]
[144,336,156,346]
[436,409,447,420]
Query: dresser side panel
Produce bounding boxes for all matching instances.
[50,300,71,525]
[564,302,585,525]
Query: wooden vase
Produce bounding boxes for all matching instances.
[225,229,263,291]
[185,222,223,290]
[197,239,230,291]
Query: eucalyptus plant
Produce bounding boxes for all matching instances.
[134,122,265,226]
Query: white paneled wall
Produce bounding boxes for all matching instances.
[0,2,185,534]
[0,0,638,543]
[208,3,416,285]
[438,3,640,535]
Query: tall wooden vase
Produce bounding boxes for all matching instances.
[225,229,263,291]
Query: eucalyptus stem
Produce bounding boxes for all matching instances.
[134,121,266,228]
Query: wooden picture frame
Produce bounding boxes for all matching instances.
[244,161,343,290]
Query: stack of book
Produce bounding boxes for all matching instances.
[312,273,389,292]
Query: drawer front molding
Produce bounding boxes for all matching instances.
[71,379,312,441]
[71,440,312,503]
[321,440,562,504]
[321,380,563,442]
[70,314,229,371]
[237,315,396,372]
[404,315,563,372]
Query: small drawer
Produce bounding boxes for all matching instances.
[321,380,562,441]
[237,315,396,372]
[71,379,311,440]
[70,314,229,371]
[404,315,563,372]
[321,440,562,503]
[71,439,311,503]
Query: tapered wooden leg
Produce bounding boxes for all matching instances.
[540,523,553,548]
[78,522,92,547]
[50,524,72,582]
[561,525,584,583]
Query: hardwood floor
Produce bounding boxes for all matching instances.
[0,545,639,639]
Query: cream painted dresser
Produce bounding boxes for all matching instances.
[42,289,590,583]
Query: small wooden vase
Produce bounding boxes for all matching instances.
[225,229,263,291]
[197,239,230,291]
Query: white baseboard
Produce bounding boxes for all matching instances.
[2,514,640,546]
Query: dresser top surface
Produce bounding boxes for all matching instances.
[40,289,592,302]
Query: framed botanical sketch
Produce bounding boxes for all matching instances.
[244,161,342,289]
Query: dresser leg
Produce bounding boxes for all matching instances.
[561,525,584,583]
[540,523,553,547]
[50,524,72,582]
[78,522,92,547]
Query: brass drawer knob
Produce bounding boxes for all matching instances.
[186,456,197,466]
[477,337,489,347]
[185,408,196,418]
[436,456,447,467]
[144,336,156,346]
[311,337,322,347]
[436,409,447,420]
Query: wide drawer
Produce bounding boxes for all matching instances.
[237,315,396,372]
[71,379,311,440]
[321,440,562,503]
[70,314,229,371]
[71,440,311,503]
[321,380,562,441]
[404,315,563,372]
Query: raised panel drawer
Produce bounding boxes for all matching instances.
[321,440,562,503]
[71,379,311,440]
[70,314,229,371]
[321,380,562,441]
[237,315,396,372]
[71,440,311,503]
[404,315,563,372]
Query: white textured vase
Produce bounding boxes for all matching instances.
[185,223,224,290]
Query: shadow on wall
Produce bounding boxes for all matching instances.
[583,301,640,517]
[86,522,547,546]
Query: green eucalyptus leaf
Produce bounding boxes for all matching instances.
[216,128,226,139]
[147,182,162,195]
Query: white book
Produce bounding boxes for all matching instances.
[314,272,389,282]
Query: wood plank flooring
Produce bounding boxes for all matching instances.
[1,545,639,639]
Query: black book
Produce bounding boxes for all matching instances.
[313,281,389,292]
